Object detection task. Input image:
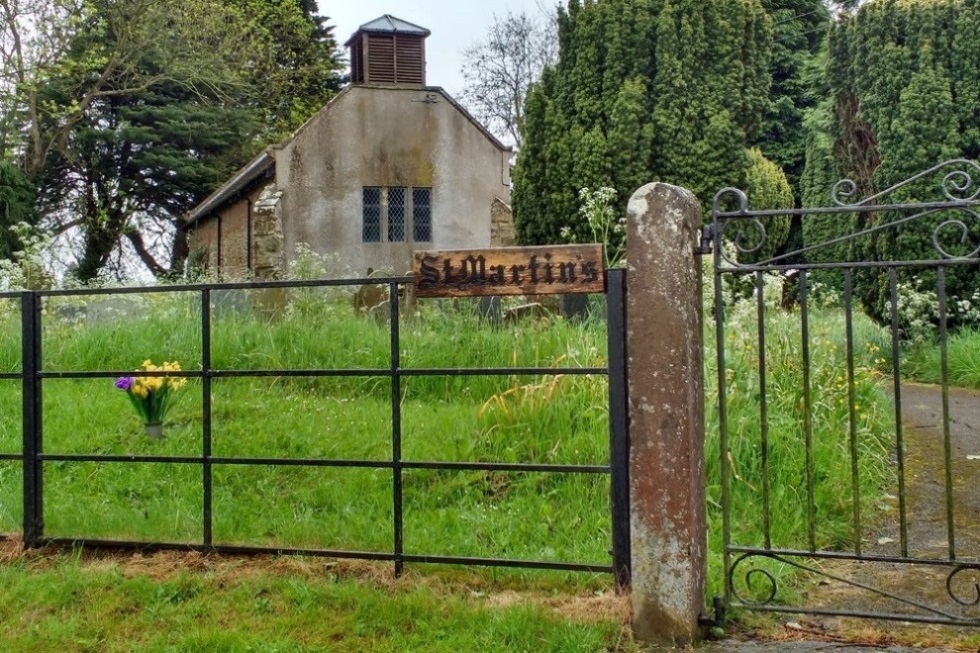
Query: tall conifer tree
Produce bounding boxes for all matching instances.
[512,0,776,248]
[805,0,980,324]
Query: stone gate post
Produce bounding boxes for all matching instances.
[625,183,706,644]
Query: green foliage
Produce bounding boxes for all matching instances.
[905,329,980,389]
[800,94,854,264]
[755,0,831,200]
[810,0,980,325]
[513,0,773,245]
[0,161,36,260]
[561,187,626,267]
[0,222,53,290]
[7,0,343,282]
[732,148,795,262]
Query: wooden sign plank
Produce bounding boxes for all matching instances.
[413,244,605,297]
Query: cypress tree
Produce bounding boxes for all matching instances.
[755,0,830,201]
[607,77,654,196]
[810,0,980,325]
[513,0,773,247]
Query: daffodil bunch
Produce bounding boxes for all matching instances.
[115,360,187,425]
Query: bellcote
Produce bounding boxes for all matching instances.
[345,15,430,87]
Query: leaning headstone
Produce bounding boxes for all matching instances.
[503,302,549,323]
[559,293,589,322]
[354,268,389,316]
[479,296,502,326]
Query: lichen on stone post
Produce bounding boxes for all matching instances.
[625,182,706,645]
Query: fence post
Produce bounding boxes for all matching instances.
[606,268,631,590]
[625,183,706,645]
[21,291,42,547]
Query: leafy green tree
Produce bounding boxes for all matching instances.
[2,0,342,282]
[0,159,36,259]
[755,0,830,200]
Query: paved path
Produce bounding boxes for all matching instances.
[679,383,979,652]
[686,642,954,652]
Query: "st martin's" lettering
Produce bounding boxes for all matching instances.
[413,245,605,297]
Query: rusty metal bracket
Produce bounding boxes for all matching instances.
[698,597,727,629]
[695,223,714,256]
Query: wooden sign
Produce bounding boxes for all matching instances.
[413,244,605,298]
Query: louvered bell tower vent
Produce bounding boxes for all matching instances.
[346,15,430,86]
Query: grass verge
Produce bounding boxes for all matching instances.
[0,542,635,653]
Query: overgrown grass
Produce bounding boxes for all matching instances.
[902,327,980,388]
[1,290,613,573]
[0,283,898,609]
[704,302,895,600]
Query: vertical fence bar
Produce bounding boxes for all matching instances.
[755,271,771,550]
[938,266,955,560]
[888,268,908,557]
[201,288,213,547]
[714,241,733,604]
[390,282,403,577]
[606,268,631,590]
[844,269,862,556]
[799,270,816,552]
[21,292,41,547]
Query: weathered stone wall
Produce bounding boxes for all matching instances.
[275,85,511,275]
[251,185,286,280]
[219,197,249,278]
[186,185,266,278]
[187,219,219,274]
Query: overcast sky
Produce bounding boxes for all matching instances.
[324,1,552,98]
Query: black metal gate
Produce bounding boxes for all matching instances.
[2,270,629,586]
[708,160,980,625]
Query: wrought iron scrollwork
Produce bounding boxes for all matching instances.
[710,159,980,267]
[832,159,980,208]
[720,219,768,259]
[712,187,750,217]
[932,209,980,259]
[729,553,779,606]
[711,187,770,266]
[728,551,980,623]
[831,178,862,207]
[947,566,980,607]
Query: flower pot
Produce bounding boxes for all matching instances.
[144,422,164,439]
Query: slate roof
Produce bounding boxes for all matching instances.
[184,152,274,226]
[344,15,430,46]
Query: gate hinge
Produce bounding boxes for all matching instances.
[695,224,714,256]
[697,596,727,630]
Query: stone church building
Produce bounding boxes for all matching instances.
[185,15,514,280]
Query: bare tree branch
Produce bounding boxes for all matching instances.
[459,11,557,148]
[124,228,167,278]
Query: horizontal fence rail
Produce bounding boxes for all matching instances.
[1,271,629,586]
